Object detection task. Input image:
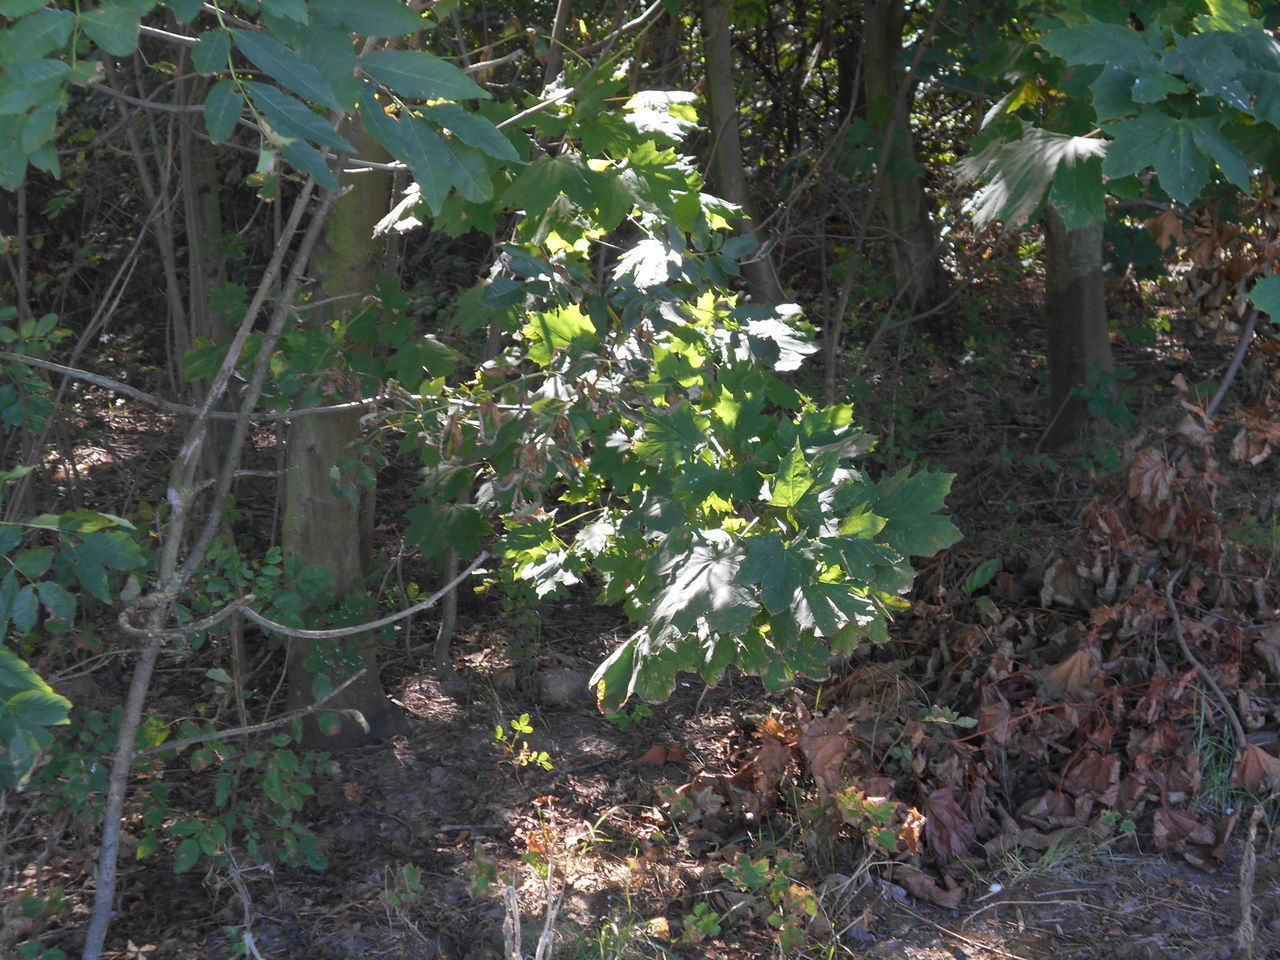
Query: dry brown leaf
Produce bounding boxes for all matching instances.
[1146,209,1185,250]
[1232,744,1280,793]
[1128,445,1174,514]
[923,787,974,864]
[1254,623,1280,677]
[1038,647,1101,699]
[630,745,669,768]
[892,864,964,909]
[798,713,851,805]
[1064,751,1120,805]
[1017,790,1075,829]
[977,696,1011,746]
[1153,807,1215,852]
[1230,425,1271,465]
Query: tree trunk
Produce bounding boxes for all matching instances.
[282,125,408,747]
[700,0,786,306]
[1042,206,1114,450]
[863,0,948,315]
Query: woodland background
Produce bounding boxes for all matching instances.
[2,1,1280,958]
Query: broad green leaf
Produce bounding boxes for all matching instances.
[866,469,962,557]
[167,0,203,22]
[433,131,492,202]
[404,501,490,560]
[793,581,877,637]
[7,687,70,726]
[649,535,755,637]
[1165,32,1251,112]
[19,101,58,154]
[635,405,709,468]
[736,534,811,615]
[192,30,231,76]
[1186,118,1252,192]
[233,30,342,112]
[11,546,51,577]
[79,4,142,57]
[1247,274,1280,319]
[0,0,51,15]
[769,443,814,507]
[0,9,75,62]
[1103,112,1210,204]
[744,314,818,373]
[0,645,53,698]
[1047,155,1104,231]
[10,583,36,631]
[173,837,201,873]
[359,49,488,101]
[1039,21,1155,69]
[0,569,16,637]
[1203,0,1256,28]
[263,0,309,24]
[242,81,353,151]
[204,80,241,143]
[313,0,423,36]
[0,59,69,116]
[280,139,338,190]
[69,529,145,603]
[499,153,596,211]
[613,236,681,290]
[34,579,74,621]
[522,304,596,365]
[422,103,518,162]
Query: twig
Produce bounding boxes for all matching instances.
[1165,567,1248,748]
[0,352,394,421]
[135,669,368,758]
[239,550,488,640]
[1205,307,1259,420]
[1237,802,1260,958]
[896,903,1030,960]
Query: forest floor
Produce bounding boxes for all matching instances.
[7,288,1280,960]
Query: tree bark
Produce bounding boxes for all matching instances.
[282,124,408,747]
[863,0,948,315]
[700,0,786,305]
[1042,206,1113,450]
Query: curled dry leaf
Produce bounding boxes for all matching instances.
[891,864,964,909]
[1037,646,1101,699]
[1232,744,1280,793]
[1253,623,1280,678]
[923,787,974,864]
[631,745,669,768]
[1153,807,1215,852]
[798,713,851,806]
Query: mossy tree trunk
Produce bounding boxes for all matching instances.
[282,125,408,747]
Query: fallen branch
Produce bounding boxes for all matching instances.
[135,669,368,758]
[1165,567,1247,749]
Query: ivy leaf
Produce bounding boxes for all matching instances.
[522,304,597,365]
[736,533,811,615]
[79,4,143,57]
[635,405,709,468]
[768,443,814,508]
[613,236,681,290]
[793,581,877,637]
[359,50,488,101]
[1103,112,1210,204]
[1247,274,1280,319]
[864,469,963,558]
[500,153,596,212]
[648,533,755,637]
[203,80,242,144]
[1039,20,1156,69]
[232,30,342,112]
[956,122,1107,227]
